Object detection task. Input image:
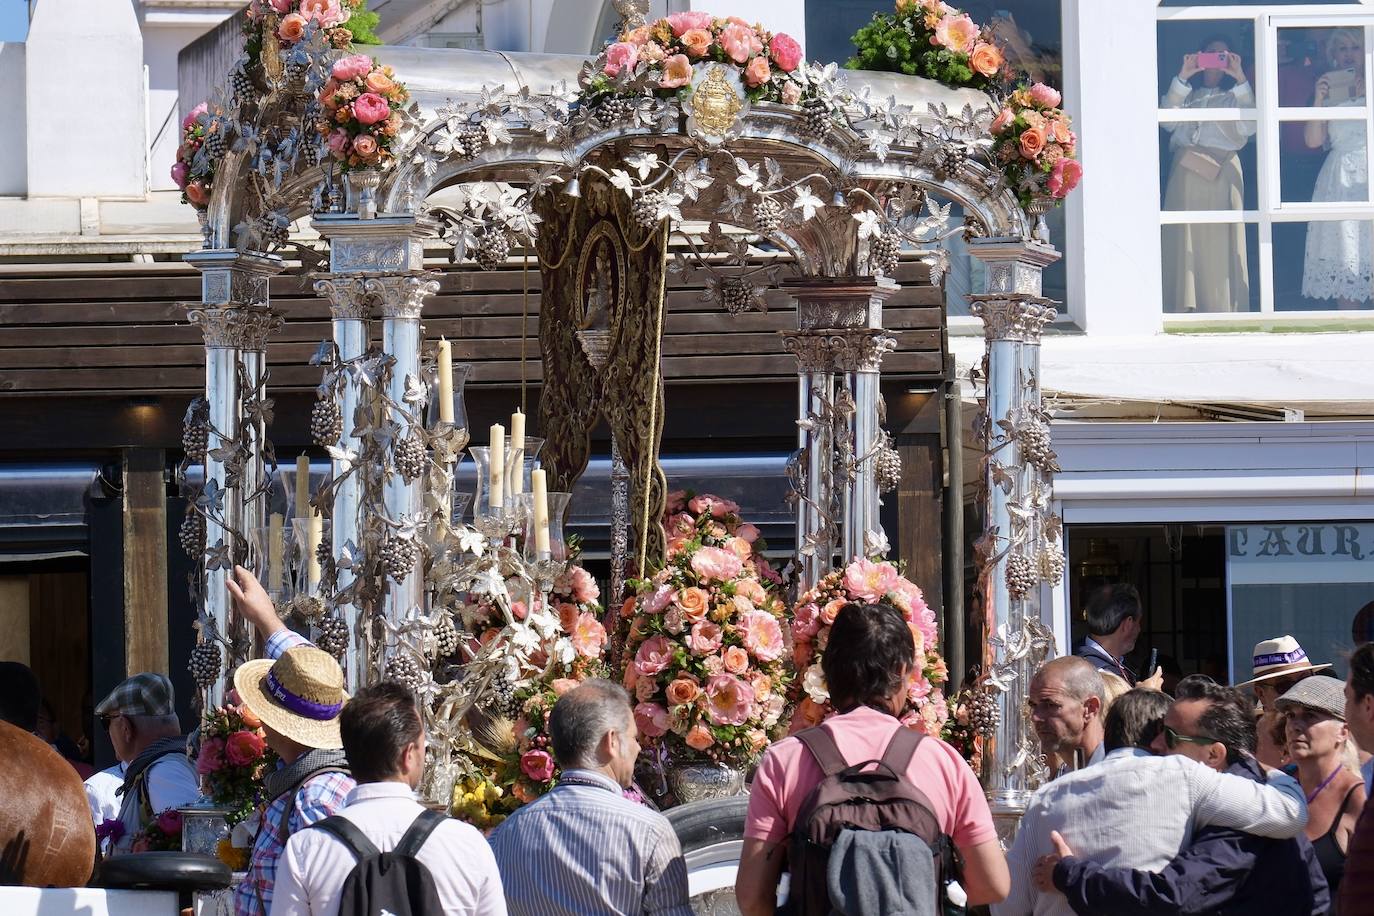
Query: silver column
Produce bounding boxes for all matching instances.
[967,238,1061,841]
[311,275,372,689]
[183,250,284,707]
[780,332,834,593]
[833,329,897,563]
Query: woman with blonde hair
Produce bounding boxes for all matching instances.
[1276,675,1368,901]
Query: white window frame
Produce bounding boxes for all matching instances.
[1157,2,1374,324]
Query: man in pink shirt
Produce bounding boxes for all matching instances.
[736,602,1009,914]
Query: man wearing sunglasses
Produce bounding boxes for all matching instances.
[1032,677,1329,915]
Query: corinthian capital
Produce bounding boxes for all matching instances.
[365,272,441,320]
[826,329,897,373]
[186,305,283,350]
[967,295,1058,343]
[780,331,835,373]
[313,275,374,320]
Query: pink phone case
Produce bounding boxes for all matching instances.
[1197,51,1228,70]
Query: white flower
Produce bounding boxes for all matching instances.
[803,664,830,703]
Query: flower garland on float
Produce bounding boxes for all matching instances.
[196,700,278,827]
[990,82,1082,207]
[317,54,411,171]
[243,0,378,62]
[790,556,949,735]
[173,103,217,210]
[617,492,791,772]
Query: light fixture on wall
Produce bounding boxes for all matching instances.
[1076,537,1122,581]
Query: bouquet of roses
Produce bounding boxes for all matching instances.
[243,0,378,56]
[619,492,791,769]
[131,809,183,852]
[196,702,278,826]
[848,0,1007,91]
[172,103,216,210]
[317,54,409,171]
[990,82,1082,207]
[581,12,812,107]
[790,557,949,735]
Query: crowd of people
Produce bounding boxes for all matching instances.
[8,569,1374,915]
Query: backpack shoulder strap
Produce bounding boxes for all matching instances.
[795,725,850,777]
[311,815,381,862]
[879,726,924,776]
[393,809,446,859]
[277,766,352,845]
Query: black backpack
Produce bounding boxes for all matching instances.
[310,809,446,916]
[785,725,955,916]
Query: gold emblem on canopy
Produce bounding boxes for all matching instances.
[685,63,747,145]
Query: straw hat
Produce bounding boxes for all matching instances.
[234,646,348,749]
[1234,636,1331,688]
[1274,675,1348,721]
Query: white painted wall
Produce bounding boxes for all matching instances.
[0,43,26,196]
[143,24,211,191]
[25,0,146,198]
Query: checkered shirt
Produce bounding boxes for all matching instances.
[233,629,355,916]
[96,672,176,718]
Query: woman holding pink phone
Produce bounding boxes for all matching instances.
[1161,37,1255,313]
[1303,28,1370,309]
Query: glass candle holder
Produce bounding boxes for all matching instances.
[518,490,571,563]
[503,436,545,504]
[468,446,518,539]
[278,461,322,520]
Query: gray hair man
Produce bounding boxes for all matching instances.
[1029,656,1108,776]
[95,673,199,851]
[488,679,692,915]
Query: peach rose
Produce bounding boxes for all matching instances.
[780,80,802,105]
[744,55,771,88]
[735,579,767,605]
[932,13,978,54]
[990,107,1015,135]
[1018,125,1047,160]
[970,41,1004,78]
[185,180,210,207]
[705,674,755,726]
[724,536,753,561]
[722,645,750,675]
[1049,117,1073,145]
[659,53,692,89]
[684,723,715,751]
[551,677,579,696]
[364,70,395,95]
[666,676,701,706]
[277,12,307,42]
[719,22,761,64]
[680,28,712,59]
[351,134,379,160]
[820,598,849,626]
[621,25,650,44]
[688,620,724,656]
[675,586,710,623]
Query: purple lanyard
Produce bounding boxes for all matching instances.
[1306,765,1344,804]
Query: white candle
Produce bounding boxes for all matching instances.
[296,454,311,517]
[268,513,284,591]
[437,338,454,424]
[510,410,526,495]
[307,515,323,589]
[489,423,505,508]
[531,468,550,556]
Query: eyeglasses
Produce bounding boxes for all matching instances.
[1163,724,1218,749]
[100,714,123,731]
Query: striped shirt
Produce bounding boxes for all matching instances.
[993,748,1310,916]
[234,628,356,916]
[488,769,692,916]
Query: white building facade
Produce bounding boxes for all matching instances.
[3,0,1374,679]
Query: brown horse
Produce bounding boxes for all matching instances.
[0,719,95,887]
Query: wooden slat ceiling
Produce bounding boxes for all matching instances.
[0,259,945,396]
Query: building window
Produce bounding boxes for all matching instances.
[1158,4,1374,318]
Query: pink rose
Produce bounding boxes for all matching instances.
[719,22,760,64]
[327,129,350,157]
[690,546,743,583]
[277,12,307,42]
[792,602,821,639]
[685,723,715,751]
[1029,82,1062,109]
[634,701,669,738]
[603,41,640,78]
[634,634,673,676]
[642,583,674,615]
[1019,125,1047,160]
[351,134,379,159]
[568,565,600,603]
[666,676,701,706]
[154,810,183,836]
[842,557,901,602]
[769,33,803,72]
[744,55,771,88]
[195,737,224,775]
[300,0,345,27]
[170,161,189,189]
[688,494,738,518]
[551,677,579,696]
[666,11,713,36]
[736,523,761,544]
[351,92,391,126]
[688,620,724,656]
[225,729,265,766]
[659,54,693,89]
[571,612,607,658]
[268,0,291,12]
[705,674,755,726]
[1049,157,1082,199]
[780,80,802,105]
[932,13,978,54]
[724,536,753,562]
[821,597,848,626]
[722,645,750,675]
[520,749,556,782]
[181,102,208,132]
[332,53,374,82]
[739,610,785,662]
[735,578,767,605]
[990,107,1015,135]
[680,28,712,59]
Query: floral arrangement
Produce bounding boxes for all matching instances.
[316,54,410,171]
[618,491,791,770]
[243,0,378,61]
[940,687,987,772]
[847,0,1007,92]
[173,103,217,210]
[581,12,813,107]
[991,82,1081,207]
[196,701,278,826]
[131,809,183,853]
[94,818,126,850]
[790,557,949,735]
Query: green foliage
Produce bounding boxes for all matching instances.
[348,3,380,45]
[845,7,1001,94]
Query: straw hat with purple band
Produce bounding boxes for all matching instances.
[1234,635,1332,688]
[233,646,348,749]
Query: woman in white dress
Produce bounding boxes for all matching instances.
[1303,29,1370,309]
[1161,38,1256,313]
